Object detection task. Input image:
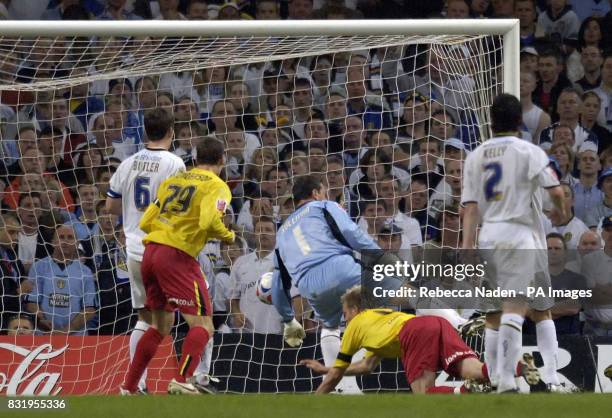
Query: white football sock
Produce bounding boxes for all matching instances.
[416,308,467,329]
[194,338,214,385]
[320,328,361,394]
[536,319,560,385]
[484,328,499,387]
[320,328,342,368]
[130,320,150,390]
[497,313,524,392]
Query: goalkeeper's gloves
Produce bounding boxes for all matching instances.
[283,318,305,347]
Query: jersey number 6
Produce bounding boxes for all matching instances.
[483,162,503,202]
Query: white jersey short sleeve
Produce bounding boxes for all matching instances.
[108,148,186,261]
[461,136,559,227]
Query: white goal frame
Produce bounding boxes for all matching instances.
[2,18,520,96]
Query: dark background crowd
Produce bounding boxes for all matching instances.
[0,0,611,339]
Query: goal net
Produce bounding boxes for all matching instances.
[0,20,516,395]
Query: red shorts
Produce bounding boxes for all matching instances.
[141,243,211,317]
[399,316,477,384]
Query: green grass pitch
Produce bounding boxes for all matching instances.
[6,394,612,418]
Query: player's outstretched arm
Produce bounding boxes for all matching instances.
[302,355,381,377]
[315,367,346,394]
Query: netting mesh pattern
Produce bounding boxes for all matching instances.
[0,32,504,393]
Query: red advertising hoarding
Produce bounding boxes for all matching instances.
[0,336,178,395]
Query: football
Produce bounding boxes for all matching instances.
[256,272,274,305]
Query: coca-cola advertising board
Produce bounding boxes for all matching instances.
[0,336,178,395]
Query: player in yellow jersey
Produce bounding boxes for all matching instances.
[121,138,235,395]
[301,286,539,394]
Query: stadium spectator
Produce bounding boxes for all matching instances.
[0,213,27,330]
[520,46,539,75]
[374,176,422,248]
[255,0,280,19]
[287,0,313,19]
[539,88,599,151]
[229,217,285,333]
[445,0,470,18]
[546,232,587,336]
[68,183,100,240]
[396,92,428,145]
[546,183,589,249]
[536,0,580,45]
[5,314,35,336]
[186,0,208,20]
[345,67,391,131]
[584,168,612,228]
[590,53,612,132]
[174,96,199,123]
[581,215,612,336]
[97,0,143,20]
[491,0,514,17]
[410,137,445,192]
[533,49,573,117]
[376,221,404,251]
[429,157,463,218]
[580,91,611,153]
[550,142,577,185]
[575,46,603,92]
[570,0,611,21]
[515,0,537,48]
[357,199,388,239]
[15,193,44,271]
[429,108,457,143]
[89,112,132,162]
[25,224,97,335]
[341,116,367,169]
[96,211,136,335]
[572,143,603,222]
[521,71,552,143]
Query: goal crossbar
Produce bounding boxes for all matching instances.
[0,19,520,96]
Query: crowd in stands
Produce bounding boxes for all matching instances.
[0,0,611,339]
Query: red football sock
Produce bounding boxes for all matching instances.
[481,363,490,381]
[123,327,164,392]
[426,386,466,394]
[177,326,210,383]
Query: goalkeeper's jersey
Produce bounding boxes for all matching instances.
[140,168,235,258]
[334,309,415,369]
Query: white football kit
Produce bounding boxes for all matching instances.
[462,136,559,306]
[108,148,185,308]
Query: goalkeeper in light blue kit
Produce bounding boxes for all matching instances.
[271,174,380,392]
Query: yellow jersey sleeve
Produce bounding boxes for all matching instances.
[334,320,361,369]
[199,180,235,243]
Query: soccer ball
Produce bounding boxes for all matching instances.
[256,272,274,305]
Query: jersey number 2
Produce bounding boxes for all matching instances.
[483,162,503,201]
[134,177,150,211]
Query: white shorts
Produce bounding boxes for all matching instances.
[127,257,146,310]
[479,222,552,311]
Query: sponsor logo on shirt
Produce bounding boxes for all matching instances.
[49,293,70,308]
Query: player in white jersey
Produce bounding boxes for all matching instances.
[461,94,566,393]
[106,108,185,392]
